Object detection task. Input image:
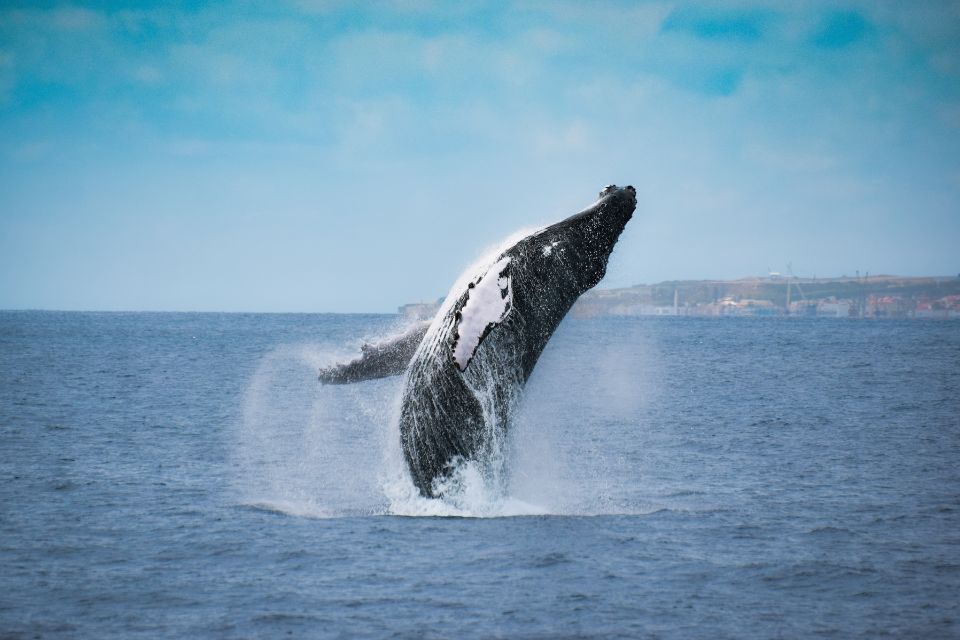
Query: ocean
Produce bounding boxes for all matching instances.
[1,311,958,638]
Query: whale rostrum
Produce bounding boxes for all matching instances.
[320,185,637,497]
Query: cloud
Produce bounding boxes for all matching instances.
[698,67,742,96]
[291,0,454,16]
[50,6,105,31]
[132,64,163,85]
[745,144,839,173]
[810,10,871,49]
[530,120,593,155]
[522,1,673,39]
[660,6,773,42]
[164,138,212,156]
[0,51,12,104]
[10,140,52,162]
[940,102,960,129]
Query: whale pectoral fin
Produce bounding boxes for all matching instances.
[451,257,513,371]
[319,321,430,384]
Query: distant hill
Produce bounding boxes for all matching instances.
[572,275,960,318]
[401,275,960,320]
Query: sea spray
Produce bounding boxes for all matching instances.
[233,335,557,517]
[234,341,397,517]
[232,316,669,518]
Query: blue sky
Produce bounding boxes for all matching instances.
[1,1,958,312]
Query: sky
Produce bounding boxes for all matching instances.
[1,1,958,313]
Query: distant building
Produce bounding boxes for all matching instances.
[867,295,910,318]
[727,299,781,317]
[915,301,960,319]
[818,299,851,317]
[788,301,818,316]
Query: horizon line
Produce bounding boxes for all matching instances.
[3,273,958,316]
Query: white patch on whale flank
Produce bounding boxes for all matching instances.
[452,256,512,371]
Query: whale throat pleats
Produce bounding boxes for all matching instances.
[450,256,512,371]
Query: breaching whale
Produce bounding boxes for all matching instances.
[320,185,637,497]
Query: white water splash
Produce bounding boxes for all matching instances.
[383,458,549,518]
[235,347,533,516]
[231,327,669,519]
[232,333,557,518]
[233,341,397,518]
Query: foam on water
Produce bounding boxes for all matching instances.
[243,499,332,519]
[383,458,551,518]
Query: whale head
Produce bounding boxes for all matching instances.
[532,184,636,294]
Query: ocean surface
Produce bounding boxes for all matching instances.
[1,311,958,638]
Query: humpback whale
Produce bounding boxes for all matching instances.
[320,185,637,497]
